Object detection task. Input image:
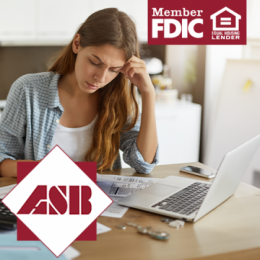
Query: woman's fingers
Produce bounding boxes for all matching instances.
[120,55,146,76]
[121,60,146,77]
[127,67,146,78]
[128,55,145,64]
[119,55,153,93]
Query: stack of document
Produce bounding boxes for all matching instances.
[97,174,160,218]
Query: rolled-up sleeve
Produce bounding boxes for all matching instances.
[0,79,27,163]
[120,114,159,174]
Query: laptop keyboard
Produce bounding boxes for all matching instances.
[0,199,17,230]
[151,182,211,216]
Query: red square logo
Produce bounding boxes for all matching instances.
[2,146,113,257]
[148,0,246,45]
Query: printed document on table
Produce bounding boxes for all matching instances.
[97,182,128,218]
[97,175,160,218]
[97,174,160,186]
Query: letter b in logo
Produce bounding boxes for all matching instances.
[18,185,92,215]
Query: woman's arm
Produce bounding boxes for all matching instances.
[136,89,158,163]
[120,55,158,163]
[0,159,42,178]
[0,76,28,176]
[0,159,18,177]
[0,159,32,178]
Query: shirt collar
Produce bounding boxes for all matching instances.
[48,72,64,112]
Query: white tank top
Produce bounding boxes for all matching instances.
[50,116,97,161]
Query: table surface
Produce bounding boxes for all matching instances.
[1,162,260,260]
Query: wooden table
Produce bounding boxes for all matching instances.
[1,162,260,259]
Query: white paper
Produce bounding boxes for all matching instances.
[97,174,160,186]
[97,222,111,234]
[97,175,160,218]
[63,246,80,260]
[0,184,16,199]
[98,185,128,218]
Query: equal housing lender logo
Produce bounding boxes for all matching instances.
[2,146,113,257]
[148,0,246,45]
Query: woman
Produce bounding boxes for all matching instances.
[0,8,159,177]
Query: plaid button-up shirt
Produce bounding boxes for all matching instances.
[0,72,159,174]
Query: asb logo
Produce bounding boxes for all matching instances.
[148,0,246,45]
[2,146,113,257]
[18,185,92,215]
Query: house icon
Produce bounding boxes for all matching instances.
[210,7,241,31]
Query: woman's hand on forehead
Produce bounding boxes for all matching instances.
[119,55,154,95]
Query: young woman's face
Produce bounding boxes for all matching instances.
[73,36,126,94]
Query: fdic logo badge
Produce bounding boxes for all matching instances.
[2,146,113,257]
[148,0,246,45]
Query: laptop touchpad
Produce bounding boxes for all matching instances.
[142,184,180,197]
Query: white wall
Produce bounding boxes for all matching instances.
[203,45,243,163]
[0,0,148,44]
[166,45,198,95]
[202,0,260,187]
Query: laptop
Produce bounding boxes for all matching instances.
[118,134,260,222]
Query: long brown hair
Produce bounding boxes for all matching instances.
[48,8,139,171]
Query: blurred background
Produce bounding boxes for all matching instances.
[0,0,260,188]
